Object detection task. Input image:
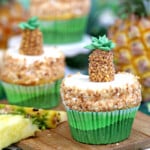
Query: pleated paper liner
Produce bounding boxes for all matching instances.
[2,79,62,109]
[0,82,6,100]
[66,106,139,144]
[40,16,88,44]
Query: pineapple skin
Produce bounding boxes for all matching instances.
[0,114,38,150]
[109,17,150,101]
[0,104,67,129]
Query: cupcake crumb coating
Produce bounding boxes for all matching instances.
[30,0,91,20]
[61,73,142,112]
[1,49,65,85]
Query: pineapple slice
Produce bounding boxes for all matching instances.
[0,104,67,129]
[0,114,39,150]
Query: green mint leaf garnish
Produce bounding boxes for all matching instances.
[85,35,115,51]
[19,16,40,30]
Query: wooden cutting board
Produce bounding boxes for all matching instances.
[16,103,150,150]
[1,101,150,150]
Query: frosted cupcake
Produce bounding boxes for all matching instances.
[1,17,65,109]
[61,35,142,144]
[30,0,91,44]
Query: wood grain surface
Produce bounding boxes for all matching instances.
[1,101,150,150]
[18,104,150,150]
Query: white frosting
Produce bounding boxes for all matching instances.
[6,46,63,66]
[63,73,137,90]
[8,35,91,57]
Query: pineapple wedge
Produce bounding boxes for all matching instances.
[0,104,67,129]
[0,104,67,149]
[0,114,39,150]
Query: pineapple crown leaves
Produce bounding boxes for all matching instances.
[85,35,115,51]
[119,0,150,18]
[143,0,150,16]
[19,16,40,30]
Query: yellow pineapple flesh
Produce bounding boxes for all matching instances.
[109,16,150,101]
[0,104,67,149]
[0,114,39,150]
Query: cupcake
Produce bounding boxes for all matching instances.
[29,0,91,44]
[1,17,65,109]
[61,35,142,144]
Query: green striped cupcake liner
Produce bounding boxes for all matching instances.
[2,79,62,109]
[40,16,88,44]
[0,82,6,100]
[66,106,139,144]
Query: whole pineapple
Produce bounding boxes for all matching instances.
[108,0,150,101]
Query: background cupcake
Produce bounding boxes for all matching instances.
[1,17,65,109]
[29,0,91,44]
[61,35,142,144]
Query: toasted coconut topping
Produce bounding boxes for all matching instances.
[61,72,142,112]
[1,47,65,85]
[30,0,91,20]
